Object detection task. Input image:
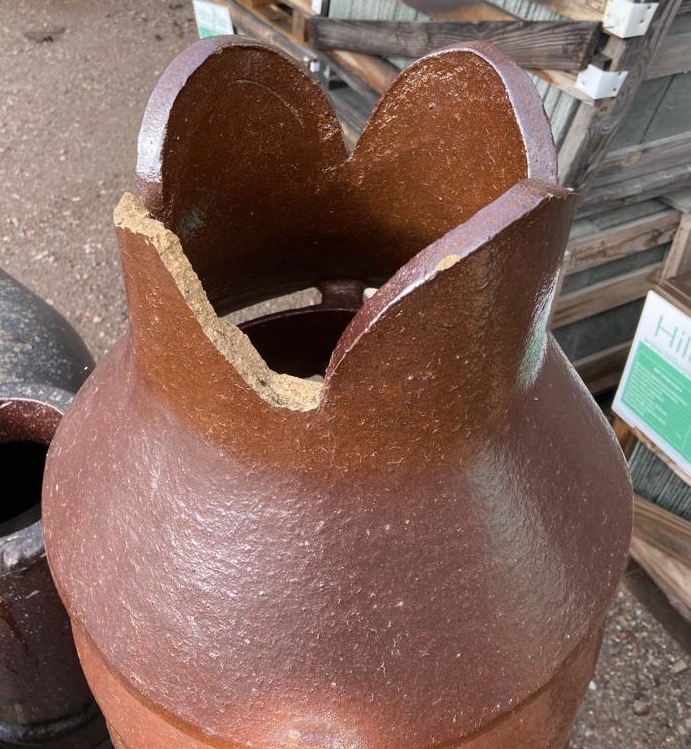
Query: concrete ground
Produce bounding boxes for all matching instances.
[0,1,688,746]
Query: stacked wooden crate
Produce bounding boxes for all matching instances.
[555,188,691,391]
[211,0,691,393]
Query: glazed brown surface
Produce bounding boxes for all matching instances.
[43,38,632,749]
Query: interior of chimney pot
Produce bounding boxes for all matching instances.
[0,441,46,535]
[0,400,61,536]
[231,286,366,379]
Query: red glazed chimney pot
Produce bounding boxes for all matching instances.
[43,37,632,749]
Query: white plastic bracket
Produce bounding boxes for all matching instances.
[575,65,629,99]
[603,0,658,38]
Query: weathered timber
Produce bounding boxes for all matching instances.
[647,31,691,78]
[531,68,592,102]
[630,535,691,622]
[579,162,691,214]
[329,86,372,149]
[613,414,637,457]
[238,0,314,14]
[662,213,691,278]
[401,0,604,21]
[644,72,691,142]
[662,187,691,213]
[564,209,679,273]
[594,132,691,187]
[608,77,674,150]
[309,18,599,70]
[573,340,631,393]
[525,0,605,21]
[553,262,663,327]
[559,0,684,191]
[554,298,645,366]
[221,0,317,63]
[325,49,398,94]
[224,0,397,97]
[399,0,516,21]
[634,495,691,568]
[236,0,310,42]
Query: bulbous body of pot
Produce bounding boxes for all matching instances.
[43,38,633,749]
[47,334,629,749]
[0,271,107,747]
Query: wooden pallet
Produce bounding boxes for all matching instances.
[212,0,691,395]
[306,0,691,200]
[631,496,691,623]
[234,0,314,43]
[553,198,690,392]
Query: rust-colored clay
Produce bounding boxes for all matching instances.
[43,38,632,749]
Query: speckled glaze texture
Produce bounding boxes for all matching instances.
[43,38,632,749]
[0,271,107,747]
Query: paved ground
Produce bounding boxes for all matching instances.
[0,1,688,746]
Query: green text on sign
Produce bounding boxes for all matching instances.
[621,342,691,463]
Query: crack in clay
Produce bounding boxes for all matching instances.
[114,193,321,412]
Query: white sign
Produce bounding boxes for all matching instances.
[613,290,691,475]
[193,1,234,38]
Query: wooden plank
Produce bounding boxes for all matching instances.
[630,535,691,622]
[325,49,398,94]
[235,0,315,43]
[658,271,691,313]
[634,494,691,568]
[662,187,691,212]
[608,76,673,151]
[644,71,691,142]
[573,340,631,393]
[223,0,318,62]
[594,132,691,187]
[309,19,599,70]
[292,9,309,41]
[524,0,605,22]
[558,0,684,191]
[247,0,309,42]
[571,200,669,237]
[564,209,680,274]
[579,162,691,214]
[399,1,517,21]
[400,0,605,22]
[328,86,369,148]
[647,31,691,78]
[531,68,593,103]
[288,0,314,13]
[662,213,691,279]
[553,262,663,327]
[613,414,638,457]
[240,0,314,13]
